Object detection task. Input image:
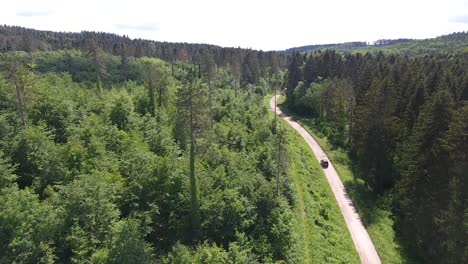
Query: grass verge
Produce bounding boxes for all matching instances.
[264,96,360,263]
[276,98,417,264]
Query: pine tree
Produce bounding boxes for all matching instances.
[230,58,241,97]
[176,69,208,242]
[303,55,316,86]
[142,58,171,117]
[143,61,157,117]
[3,60,34,128]
[202,52,216,128]
[286,52,303,108]
[398,89,454,261]
[87,40,109,92]
[120,43,129,81]
[438,103,468,263]
[241,52,260,86]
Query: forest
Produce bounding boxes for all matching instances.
[0,25,467,263]
[0,25,287,73]
[0,44,299,262]
[284,48,467,263]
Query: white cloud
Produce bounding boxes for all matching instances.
[1,0,467,50]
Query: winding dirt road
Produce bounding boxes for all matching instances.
[270,95,381,264]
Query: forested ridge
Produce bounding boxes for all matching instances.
[285,47,467,263]
[0,25,286,73]
[281,31,468,56]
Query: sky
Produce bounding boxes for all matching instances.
[1,0,467,51]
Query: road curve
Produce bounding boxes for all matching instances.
[270,95,381,264]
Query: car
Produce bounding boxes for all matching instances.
[320,159,329,168]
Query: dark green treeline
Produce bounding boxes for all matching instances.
[285,49,467,263]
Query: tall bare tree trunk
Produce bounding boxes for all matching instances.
[14,77,27,128]
[189,83,201,241]
[208,77,213,128]
[274,93,277,133]
[235,79,238,98]
[276,133,282,197]
[149,79,155,117]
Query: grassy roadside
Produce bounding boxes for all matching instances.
[276,97,417,264]
[264,96,360,263]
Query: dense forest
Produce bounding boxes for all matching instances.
[1,24,467,263]
[284,48,467,263]
[0,25,304,262]
[0,25,286,74]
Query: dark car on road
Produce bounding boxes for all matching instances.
[320,159,329,168]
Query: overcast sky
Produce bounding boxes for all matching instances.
[2,0,467,50]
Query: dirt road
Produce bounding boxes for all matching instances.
[270,95,381,264]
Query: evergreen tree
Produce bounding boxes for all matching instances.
[241,51,260,86]
[87,40,109,91]
[285,52,302,107]
[176,69,209,241]
[143,61,157,117]
[303,55,316,86]
[202,52,216,127]
[398,89,454,261]
[439,103,468,263]
[120,43,129,81]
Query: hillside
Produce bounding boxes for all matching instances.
[279,41,369,55]
[279,31,468,56]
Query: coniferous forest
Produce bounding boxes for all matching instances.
[0,25,467,263]
[285,47,467,263]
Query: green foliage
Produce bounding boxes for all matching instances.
[0,49,297,263]
[286,45,467,262]
[110,94,133,130]
[269,199,296,261]
[162,242,256,264]
[0,151,16,189]
[141,57,174,116]
[281,32,468,56]
[292,78,354,147]
[280,119,359,263]
[398,90,465,263]
[0,73,16,113]
[104,218,153,264]
[55,173,121,262]
[352,36,468,56]
[0,185,60,263]
[287,114,416,264]
[285,52,303,107]
[12,125,69,193]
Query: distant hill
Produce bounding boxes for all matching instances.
[279,41,369,55]
[279,32,468,56]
